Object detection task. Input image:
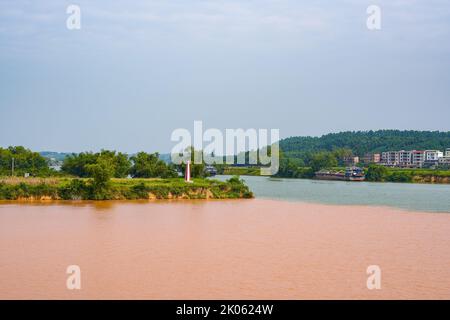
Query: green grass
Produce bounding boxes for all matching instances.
[0,176,253,201]
[385,168,450,177]
[222,166,261,176]
[275,164,450,183]
[364,166,450,183]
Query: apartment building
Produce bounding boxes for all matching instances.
[438,149,450,166]
[381,150,426,168]
[361,153,381,164]
[379,148,448,168]
[410,150,425,168]
[422,150,444,167]
[343,156,360,165]
[381,151,399,166]
[425,150,444,161]
[399,150,412,167]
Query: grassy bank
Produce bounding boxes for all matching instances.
[274,164,450,184]
[0,176,253,201]
[365,166,450,183]
[221,166,261,176]
[389,169,450,183]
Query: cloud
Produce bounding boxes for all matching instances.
[0,0,331,41]
[1,1,449,57]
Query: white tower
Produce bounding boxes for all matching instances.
[185,160,192,183]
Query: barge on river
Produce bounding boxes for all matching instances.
[315,167,365,181]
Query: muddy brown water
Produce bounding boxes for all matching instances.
[1,199,450,299]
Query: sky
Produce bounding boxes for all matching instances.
[1,0,450,153]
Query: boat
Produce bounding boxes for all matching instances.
[204,165,217,176]
[315,167,365,181]
[345,167,365,181]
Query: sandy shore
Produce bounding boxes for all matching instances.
[1,199,450,299]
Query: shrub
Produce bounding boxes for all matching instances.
[58,179,87,200]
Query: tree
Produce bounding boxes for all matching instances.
[113,152,132,178]
[61,150,131,178]
[332,148,353,166]
[276,151,305,178]
[130,152,177,178]
[85,158,114,188]
[0,146,50,176]
[365,164,388,182]
[279,130,450,159]
[310,152,338,172]
[61,152,97,177]
[85,158,115,200]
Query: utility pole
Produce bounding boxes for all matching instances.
[11,157,14,176]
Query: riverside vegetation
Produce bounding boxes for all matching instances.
[274,130,450,183]
[0,176,253,200]
[2,128,450,199]
[212,130,450,183]
[0,146,253,200]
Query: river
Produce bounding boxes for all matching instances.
[217,175,450,213]
[1,177,450,299]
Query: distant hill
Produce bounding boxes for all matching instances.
[158,153,172,164]
[39,151,72,161]
[280,130,450,157]
[40,151,172,163]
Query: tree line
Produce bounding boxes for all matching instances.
[61,150,177,179]
[275,148,354,178]
[0,146,51,176]
[273,130,450,178]
[0,146,213,179]
[280,130,450,158]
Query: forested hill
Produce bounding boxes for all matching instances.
[280,130,450,156]
[39,151,71,161]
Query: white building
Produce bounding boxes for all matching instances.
[439,157,450,166]
[438,148,450,166]
[411,150,425,167]
[382,150,426,167]
[381,151,399,166]
[382,149,449,168]
[399,150,412,167]
[425,150,444,161]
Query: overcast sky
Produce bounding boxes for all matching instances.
[1,0,450,153]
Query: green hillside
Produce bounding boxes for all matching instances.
[280,130,450,157]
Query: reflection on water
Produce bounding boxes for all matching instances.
[1,199,450,299]
[0,199,213,211]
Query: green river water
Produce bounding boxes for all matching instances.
[217,175,450,213]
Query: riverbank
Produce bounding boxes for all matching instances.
[220,166,261,176]
[1,199,450,299]
[219,165,450,184]
[0,176,253,200]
